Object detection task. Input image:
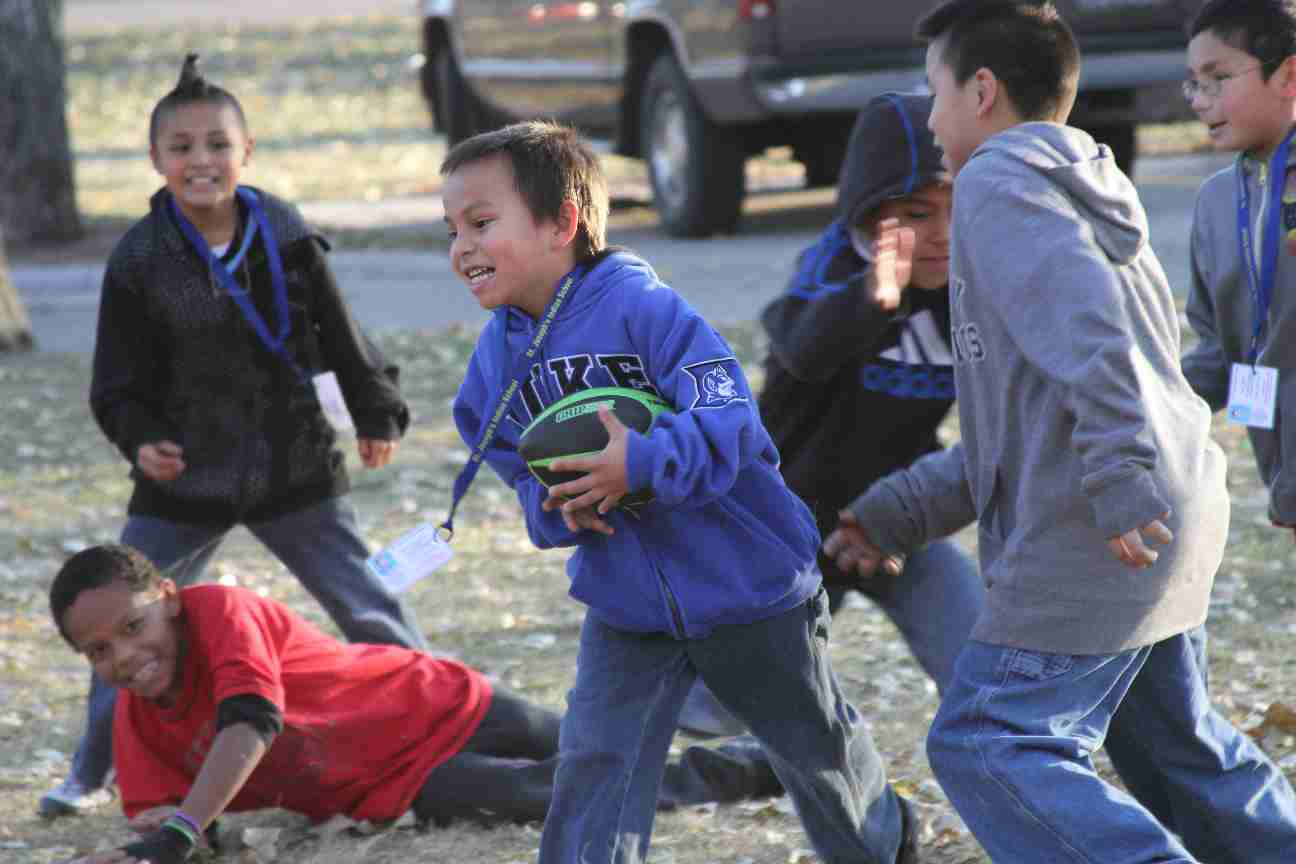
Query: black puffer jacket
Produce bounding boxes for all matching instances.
[758,93,954,586]
[91,186,408,524]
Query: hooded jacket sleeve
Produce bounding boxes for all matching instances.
[302,238,410,441]
[452,336,583,549]
[622,288,771,509]
[846,444,975,554]
[962,174,1170,540]
[90,263,173,466]
[1180,194,1231,412]
[761,224,901,381]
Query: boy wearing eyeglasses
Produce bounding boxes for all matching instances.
[1182,1,1296,543]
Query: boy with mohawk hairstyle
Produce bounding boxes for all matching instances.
[828,1,1296,861]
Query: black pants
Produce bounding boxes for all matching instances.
[414,688,780,827]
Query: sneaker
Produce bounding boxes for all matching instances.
[896,795,921,864]
[38,775,114,818]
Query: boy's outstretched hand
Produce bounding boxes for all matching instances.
[1107,514,1173,568]
[822,510,905,579]
[543,406,632,524]
[870,217,916,312]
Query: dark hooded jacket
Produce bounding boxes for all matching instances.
[91,186,408,524]
[758,93,953,583]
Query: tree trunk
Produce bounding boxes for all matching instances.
[0,228,34,352]
[0,0,82,246]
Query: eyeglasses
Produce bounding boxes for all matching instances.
[1181,63,1268,102]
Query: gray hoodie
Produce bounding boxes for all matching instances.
[1182,153,1296,525]
[851,123,1228,654]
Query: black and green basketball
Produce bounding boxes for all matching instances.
[519,387,671,507]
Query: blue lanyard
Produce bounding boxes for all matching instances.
[440,265,585,540]
[169,186,302,379]
[1236,125,1296,363]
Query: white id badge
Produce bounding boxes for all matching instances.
[365,523,454,593]
[1226,363,1278,429]
[311,371,355,432]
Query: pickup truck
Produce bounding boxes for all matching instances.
[419,0,1196,237]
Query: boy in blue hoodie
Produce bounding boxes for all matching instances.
[446,121,916,864]
[830,2,1296,862]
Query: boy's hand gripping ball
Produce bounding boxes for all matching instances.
[519,387,670,507]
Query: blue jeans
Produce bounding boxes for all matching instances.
[69,496,428,789]
[927,628,1296,863]
[539,589,904,864]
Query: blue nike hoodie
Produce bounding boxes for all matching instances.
[453,249,822,638]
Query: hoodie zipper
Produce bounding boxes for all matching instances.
[657,563,687,639]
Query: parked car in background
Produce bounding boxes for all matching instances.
[419,0,1195,237]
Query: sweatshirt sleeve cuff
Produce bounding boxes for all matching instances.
[625,431,656,498]
[1087,469,1169,539]
[846,483,917,557]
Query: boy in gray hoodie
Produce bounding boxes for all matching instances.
[1181,1,1296,540]
[827,2,1296,861]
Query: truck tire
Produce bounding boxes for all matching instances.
[640,53,744,237]
[435,50,480,147]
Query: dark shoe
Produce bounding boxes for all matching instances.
[896,795,920,864]
[662,736,783,805]
[677,680,746,739]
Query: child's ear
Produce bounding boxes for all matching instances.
[1277,56,1296,99]
[149,144,163,175]
[159,578,182,618]
[242,135,255,167]
[973,68,999,118]
[551,199,581,250]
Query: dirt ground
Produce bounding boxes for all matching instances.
[3,321,1296,864]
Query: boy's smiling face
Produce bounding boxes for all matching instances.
[63,579,185,708]
[861,181,953,291]
[150,101,252,225]
[1186,30,1296,160]
[443,152,576,319]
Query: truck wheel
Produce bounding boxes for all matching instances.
[435,50,480,147]
[640,53,744,237]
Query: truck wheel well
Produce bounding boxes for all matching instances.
[620,23,673,157]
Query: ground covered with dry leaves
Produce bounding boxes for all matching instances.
[3,321,1296,864]
[5,11,1292,864]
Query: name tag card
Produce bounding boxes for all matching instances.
[1227,363,1278,429]
[365,523,454,593]
[312,371,356,432]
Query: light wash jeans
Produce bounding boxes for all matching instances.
[69,496,428,789]
[927,627,1296,863]
[539,589,904,864]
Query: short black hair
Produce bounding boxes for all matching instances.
[50,545,163,645]
[440,121,609,262]
[149,53,248,146]
[1190,0,1296,82]
[916,0,1080,122]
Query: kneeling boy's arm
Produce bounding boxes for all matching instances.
[847,445,975,555]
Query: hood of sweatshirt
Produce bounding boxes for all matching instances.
[968,122,1147,267]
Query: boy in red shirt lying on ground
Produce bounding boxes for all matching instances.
[51,544,778,864]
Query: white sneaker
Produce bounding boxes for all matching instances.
[37,775,114,818]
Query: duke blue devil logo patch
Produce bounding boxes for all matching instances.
[683,358,746,409]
